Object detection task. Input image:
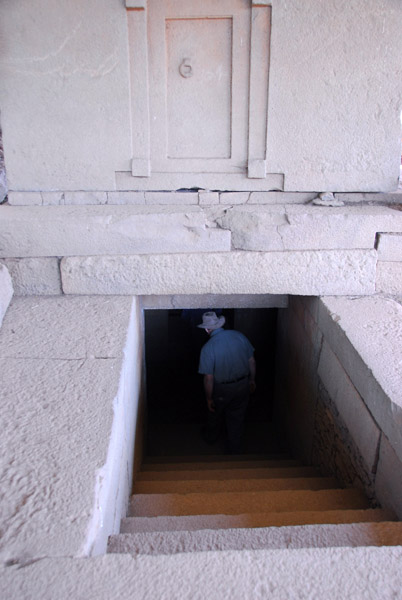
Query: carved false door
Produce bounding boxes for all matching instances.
[127,0,272,185]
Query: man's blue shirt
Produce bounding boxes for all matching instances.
[198,328,254,383]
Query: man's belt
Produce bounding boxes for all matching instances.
[218,375,248,385]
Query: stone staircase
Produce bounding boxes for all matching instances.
[107,454,402,556]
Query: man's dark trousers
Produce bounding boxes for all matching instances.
[207,378,249,453]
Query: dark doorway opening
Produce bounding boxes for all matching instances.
[144,307,288,457]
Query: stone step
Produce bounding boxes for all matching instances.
[141,458,302,471]
[143,453,292,464]
[121,508,396,533]
[129,488,369,517]
[108,521,402,556]
[137,466,319,481]
[133,476,339,495]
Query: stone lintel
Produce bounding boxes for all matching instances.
[60,250,376,297]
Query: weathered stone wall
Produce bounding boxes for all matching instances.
[0,0,401,192]
[276,295,402,517]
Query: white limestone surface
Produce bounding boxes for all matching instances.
[217,205,402,251]
[376,233,402,262]
[108,522,402,555]
[1,547,402,600]
[376,262,402,295]
[0,263,13,327]
[0,205,230,257]
[0,296,138,561]
[60,250,377,296]
[0,258,61,295]
[319,296,402,466]
[317,340,381,472]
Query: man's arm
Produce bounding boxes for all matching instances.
[203,374,215,412]
[248,356,256,393]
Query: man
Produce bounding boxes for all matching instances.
[198,311,256,454]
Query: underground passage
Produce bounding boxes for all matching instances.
[144,307,286,458]
[105,295,402,557]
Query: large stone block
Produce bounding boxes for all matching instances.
[8,191,42,206]
[217,205,402,251]
[376,233,402,261]
[0,258,62,295]
[141,294,289,310]
[318,296,402,463]
[376,262,402,295]
[0,296,139,560]
[0,205,230,257]
[248,192,317,204]
[60,249,376,296]
[0,263,13,327]
[317,340,381,472]
[376,434,402,519]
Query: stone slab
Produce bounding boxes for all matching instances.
[64,191,108,205]
[318,296,402,463]
[7,191,42,206]
[0,205,231,257]
[376,434,402,519]
[140,294,289,309]
[107,191,145,205]
[0,263,13,327]
[108,521,402,556]
[145,192,198,205]
[0,296,136,561]
[317,340,381,472]
[376,262,402,295]
[60,250,377,296]
[376,233,402,262]
[0,257,62,295]
[248,192,317,204]
[217,205,402,251]
[2,548,402,600]
[0,296,133,360]
[121,509,395,533]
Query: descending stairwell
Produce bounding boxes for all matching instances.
[108,454,402,556]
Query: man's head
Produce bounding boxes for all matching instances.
[197,311,225,332]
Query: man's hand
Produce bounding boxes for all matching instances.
[207,397,215,413]
[249,381,256,394]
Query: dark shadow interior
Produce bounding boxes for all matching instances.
[144,307,289,457]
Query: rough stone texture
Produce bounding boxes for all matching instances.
[145,192,198,205]
[0,263,13,327]
[0,0,132,191]
[376,233,402,261]
[0,296,140,560]
[0,205,231,257]
[108,522,402,556]
[107,191,145,205]
[198,191,219,206]
[41,191,65,205]
[318,296,402,465]
[265,1,402,191]
[64,191,107,205]
[121,509,395,534]
[376,262,402,295]
[60,250,377,296]
[248,192,317,205]
[311,380,377,500]
[0,257,62,295]
[220,192,250,205]
[141,294,289,310]
[8,191,42,206]
[317,340,380,473]
[217,205,402,251]
[376,434,402,520]
[2,548,402,600]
